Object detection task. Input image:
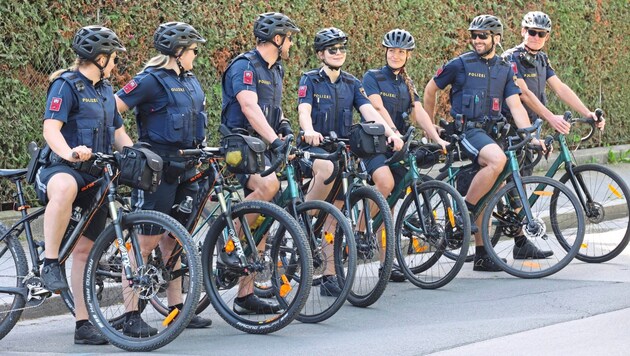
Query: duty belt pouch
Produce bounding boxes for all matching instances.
[349,122,388,158]
[220,134,266,174]
[456,165,480,196]
[163,160,187,184]
[26,142,50,184]
[118,146,163,192]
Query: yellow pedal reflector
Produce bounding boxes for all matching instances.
[522,261,540,268]
[225,239,235,253]
[533,190,553,197]
[581,243,589,249]
[412,237,428,253]
[277,260,283,267]
[608,184,623,199]
[279,275,292,297]
[125,242,132,251]
[381,229,387,248]
[324,231,334,244]
[406,187,412,195]
[447,207,455,227]
[163,307,179,326]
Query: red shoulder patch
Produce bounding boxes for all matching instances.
[511,62,518,75]
[243,70,254,85]
[435,67,444,77]
[122,80,138,94]
[298,85,307,98]
[49,97,62,112]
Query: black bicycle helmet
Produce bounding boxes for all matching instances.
[382,29,415,50]
[253,12,300,41]
[314,27,348,52]
[522,11,552,32]
[72,25,126,61]
[154,22,206,56]
[468,15,503,37]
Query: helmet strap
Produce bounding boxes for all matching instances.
[89,55,109,81]
[524,44,540,54]
[174,49,186,77]
[272,35,288,61]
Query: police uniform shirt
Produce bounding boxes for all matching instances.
[362,66,420,132]
[433,54,521,120]
[221,50,283,130]
[45,71,123,153]
[298,68,370,138]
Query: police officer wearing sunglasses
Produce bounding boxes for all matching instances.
[115,21,212,334]
[424,15,546,272]
[502,11,605,136]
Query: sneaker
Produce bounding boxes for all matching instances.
[389,265,406,283]
[233,294,281,315]
[74,323,108,345]
[187,314,212,329]
[473,255,504,272]
[320,275,343,297]
[41,262,68,292]
[513,237,554,259]
[122,313,158,337]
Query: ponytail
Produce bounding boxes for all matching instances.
[398,67,416,109]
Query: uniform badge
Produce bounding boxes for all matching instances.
[122,80,138,94]
[435,66,444,77]
[511,62,518,75]
[243,70,254,85]
[298,85,307,98]
[359,87,368,99]
[492,98,500,112]
[49,97,62,112]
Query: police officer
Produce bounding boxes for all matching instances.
[363,29,449,282]
[502,11,605,136]
[423,15,546,272]
[115,21,212,334]
[36,25,131,344]
[221,12,300,314]
[298,27,403,295]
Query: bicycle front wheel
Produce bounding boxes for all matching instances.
[555,164,630,263]
[201,200,312,334]
[0,225,28,340]
[482,176,585,278]
[84,210,201,352]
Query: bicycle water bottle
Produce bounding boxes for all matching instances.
[172,196,193,225]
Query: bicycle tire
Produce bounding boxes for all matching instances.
[554,164,630,263]
[0,224,28,340]
[201,200,312,334]
[84,210,201,352]
[481,176,585,278]
[344,185,394,308]
[294,200,356,323]
[395,180,471,289]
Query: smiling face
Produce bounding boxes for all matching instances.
[318,44,347,67]
[470,31,497,57]
[386,47,410,70]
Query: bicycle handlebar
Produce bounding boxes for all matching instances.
[384,126,415,165]
[260,135,293,177]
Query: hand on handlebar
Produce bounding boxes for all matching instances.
[389,135,404,151]
[587,111,605,131]
[436,138,450,154]
[70,145,93,162]
[548,114,571,135]
[529,137,549,155]
[303,129,324,146]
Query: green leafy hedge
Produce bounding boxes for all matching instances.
[1,0,628,205]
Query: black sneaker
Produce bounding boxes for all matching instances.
[122,313,158,337]
[389,265,406,283]
[41,262,68,292]
[74,323,108,345]
[513,237,554,259]
[187,314,212,329]
[233,294,281,315]
[473,255,504,272]
[320,275,343,297]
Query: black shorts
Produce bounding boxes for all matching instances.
[34,163,107,241]
[361,153,407,187]
[235,153,272,197]
[459,128,497,163]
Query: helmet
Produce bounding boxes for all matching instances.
[468,15,503,37]
[382,29,415,50]
[72,25,126,61]
[253,12,300,41]
[522,11,552,32]
[314,27,348,52]
[154,22,206,56]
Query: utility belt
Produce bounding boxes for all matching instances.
[49,151,103,177]
[147,143,197,185]
[465,116,507,137]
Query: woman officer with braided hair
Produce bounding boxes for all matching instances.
[115,21,212,335]
[36,25,131,344]
[362,29,449,282]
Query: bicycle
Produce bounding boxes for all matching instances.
[437,119,586,278]
[0,152,201,352]
[178,144,313,334]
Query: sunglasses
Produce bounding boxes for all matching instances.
[527,29,548,38]
[326,46,347,55]
[470,32,491,40]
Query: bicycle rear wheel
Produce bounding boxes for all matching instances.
[344,186,394,308]
[555,164,630,263]
[482,176,585,278]
[0,224,28,340]
[84,210,201,352]
[201,200,312,334]
[395,180,470,289]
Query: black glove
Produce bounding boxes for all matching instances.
[278,120,293,137]
[270,138,284,152]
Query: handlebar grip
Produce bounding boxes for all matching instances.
[72,151,79,159]
[179,149,202,157]
[595,108,604,122]
[563,111,572,122]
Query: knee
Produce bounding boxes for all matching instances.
[374,176,394,196]
[313,160,334,180]
[254,176,280,201]
[47,181,77,205]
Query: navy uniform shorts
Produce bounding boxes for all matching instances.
[459,128,497,163]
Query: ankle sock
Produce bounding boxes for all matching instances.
[43,258,58,267]
[475,246,486,257]
[169,303,184,311]
[76,319,90,330]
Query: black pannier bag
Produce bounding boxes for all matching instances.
[414,143,443,169]
[118,145,163,192]
[349,122,388,158]
[456,164,480,196]
[220,134,266,174]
